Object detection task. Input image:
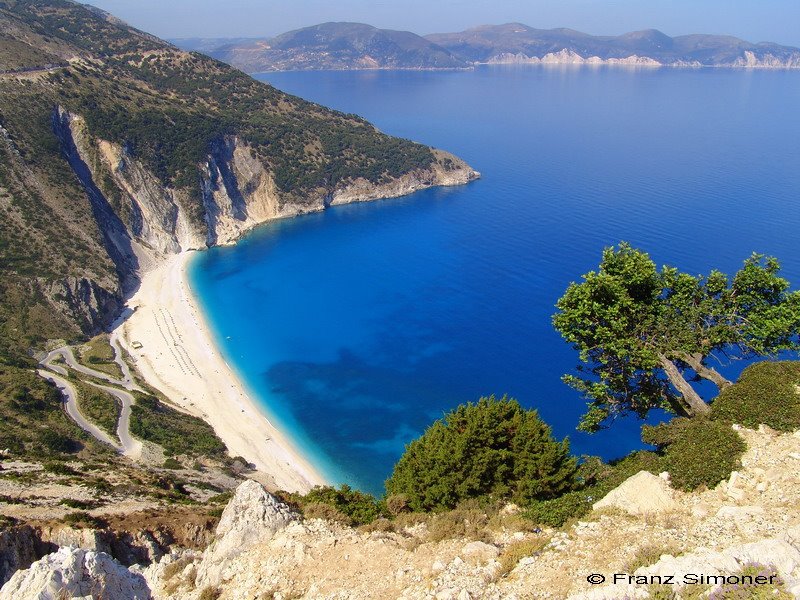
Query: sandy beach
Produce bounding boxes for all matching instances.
[113,252,326,493]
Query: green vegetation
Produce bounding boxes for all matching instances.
[78,336,123,378]
[74,381,119,436]
[643,418,746,491]
[712,361,800,431]
[130,394,226,458]
[0,0,451,371]
[0,366,113,460]
[553,243,800,432]
[386,396,578,512]
[283,485,382,526]
[61,511,108,529]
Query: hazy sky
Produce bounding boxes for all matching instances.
[87,0,800,47]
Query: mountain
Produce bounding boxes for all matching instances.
[0,0,476,480]
[175,22,469,72]
[182,22,800,71]
[426,23,800,67]
[0,1,475,357]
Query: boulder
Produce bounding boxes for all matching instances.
[593,471,679,515]
[0,547,151,600]
[194,479,298,587]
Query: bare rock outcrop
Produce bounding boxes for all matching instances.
[592,471,679,515]
[0,526,54,587]
[0,546,151,600]
[331,149,479,206]
[194,480,298,588]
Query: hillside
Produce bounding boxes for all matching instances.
[188,22,469,72]
[426,23,800,67]
[0,0,476,477]
[3,424,799,598]
[0,1,476,360]
[183,21,800,71]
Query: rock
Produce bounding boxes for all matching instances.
[0,547,151,600]
[194,480,298,587]
[500,503,521,515]
[592,471,679,515]
[726,486,746,502]
[637,547,740,583]
[723,539,800,578]
[567,585,647,599]
[784,526,800,550]
[0,526,55,587]
[716,506,765,519]
[461,541,499,562]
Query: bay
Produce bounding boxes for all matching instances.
[190,66,800,495]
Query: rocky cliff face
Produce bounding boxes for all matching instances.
[0,547,151,600]
[55,106,477,304]
[6,425,797,599]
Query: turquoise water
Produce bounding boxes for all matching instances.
[189,66,800,495]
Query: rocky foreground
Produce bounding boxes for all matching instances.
[1,425,799,599]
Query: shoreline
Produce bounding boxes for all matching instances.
[113,251,327,493]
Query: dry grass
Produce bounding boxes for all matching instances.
[498,535,551,576]
[624,542,683,573]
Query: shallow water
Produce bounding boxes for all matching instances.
[189,66,800,495]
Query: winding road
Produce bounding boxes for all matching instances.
[37,369,122,452]
[39,342,143,458]
[86,381,143,459]
[41,346,141,391]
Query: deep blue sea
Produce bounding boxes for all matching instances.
[189,66,800,496]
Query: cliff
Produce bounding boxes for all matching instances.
[0,0,478,361]
[3,425,799,599]
[426,24,800,68]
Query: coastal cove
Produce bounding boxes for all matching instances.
[188,66,800,495]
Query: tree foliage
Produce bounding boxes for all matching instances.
[553,243,800,432]
[385,396,578,512]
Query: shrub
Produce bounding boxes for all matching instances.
[426,502,491,543]
[162,458,182,470]
[624,542,683,572]
[498,536,550,576]
[386,396,578,512]
[130,395,226,458]
[712,361,800,432]
[524,489,594,527]
[303,502,351,525]
[60,498,99,510]
[708,563,792,599]
[39,429,80,455]
[386,494,410,516]
[643,418,745,491]
[43,461,79,476]
[198,586,221,600]
[298,485,381,526]
[62,511,107,528]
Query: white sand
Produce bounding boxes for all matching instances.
[113,252,326,493]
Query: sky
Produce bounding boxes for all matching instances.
[86,0,800,47]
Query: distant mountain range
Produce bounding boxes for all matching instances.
[172,22,800,72]
[177,23,466,72]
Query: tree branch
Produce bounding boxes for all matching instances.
[677,352,732,390]
[657,353,711,417]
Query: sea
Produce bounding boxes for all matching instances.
[188,66,800,496]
